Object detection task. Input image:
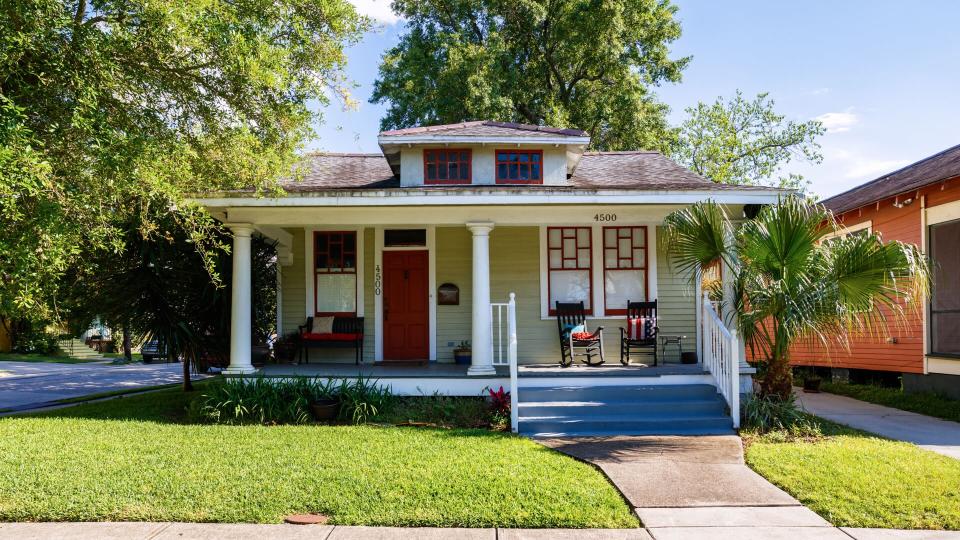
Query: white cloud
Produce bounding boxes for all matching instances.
[348,0,401,24]
[810,87,830,95]
[815,110,858,133]
[843,159,910,180]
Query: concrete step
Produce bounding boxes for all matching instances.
[520,416,735,437]
[517,397,727,418]
[517,383,719,403]
[56,339,103,359]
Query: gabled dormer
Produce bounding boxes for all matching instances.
[377,121,590,187]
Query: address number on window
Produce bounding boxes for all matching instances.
[593,213,617,222]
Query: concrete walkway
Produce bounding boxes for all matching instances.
[2,522,958,540]
[796,390,960,460]
[0,361,191,411]
[540,435,847,539]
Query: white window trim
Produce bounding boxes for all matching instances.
[821,220,872,242]
[373,226,437,362]
[539,224,658,320]
[304,226,365,318]
[925,198,960,370]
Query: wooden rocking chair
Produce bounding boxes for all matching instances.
[619,300,658,366]
[555,301,605,367]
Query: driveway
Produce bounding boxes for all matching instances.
[0,361,191,411]
[796,390,960,460]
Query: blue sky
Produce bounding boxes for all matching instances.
[310,0,960,199]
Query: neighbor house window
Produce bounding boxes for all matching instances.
[547,227,592,314]
[929,219,960,357]
[496,150,543,184]
[314,231,357,316]
[424,149,471,184]
[603,227,647,314]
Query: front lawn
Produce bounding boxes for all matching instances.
[0,352,103,364]
[745,417,960,530]
[821,381,960,423]
[0,385,636,527]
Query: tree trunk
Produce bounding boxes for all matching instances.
[122,326,132,361]
[181,349,193,392]
[761,348,794,399]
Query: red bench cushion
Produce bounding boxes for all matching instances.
[302,332,363,342]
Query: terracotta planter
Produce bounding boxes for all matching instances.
[311,399,340,420]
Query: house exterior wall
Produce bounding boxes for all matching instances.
[399,145,568,187]
[282,224,697,366]
[789,176,960,376]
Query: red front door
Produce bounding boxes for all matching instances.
[383,250,429,361]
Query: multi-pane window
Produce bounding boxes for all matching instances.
[496,150,543,184]
[424,149,471,184]
[603,227,647,314]
[547,227,592,314]
[314,231,357,315]
[930,219,960,356]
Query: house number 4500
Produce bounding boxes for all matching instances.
[593,213,617,222]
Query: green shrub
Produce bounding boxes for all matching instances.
[743,393,821,437]
[336,374,394,424]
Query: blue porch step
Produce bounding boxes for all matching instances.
[517,383,734,437]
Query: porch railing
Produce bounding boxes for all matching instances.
[701,292,741,428]
[491,293,519,432]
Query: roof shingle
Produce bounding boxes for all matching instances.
[379,121,588,138]
[823,143,960,214]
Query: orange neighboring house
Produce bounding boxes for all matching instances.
[790,144,960,397]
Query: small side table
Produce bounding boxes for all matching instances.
[659,335,686,364]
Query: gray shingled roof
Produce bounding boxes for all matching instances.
[279,151,774,192]
[379,121,587,138]
[823,143,960,214]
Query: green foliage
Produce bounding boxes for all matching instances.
[662,197,930,398]
[336,375,395,424]
[371,0,689,151]
[746,417,960,529]
[821,382,960,424]
[0,0,369,324]
[3,385,637,526]
[742,393,821,437]
[4,320,57,354]
[674,91,825,192]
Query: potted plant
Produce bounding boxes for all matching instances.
[453,341,471,365]
[273,332,299,364]
[802,374,822,393]
[310,379,341,421]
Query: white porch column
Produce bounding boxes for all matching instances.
[224,223,257,374]
[467,221,496,376]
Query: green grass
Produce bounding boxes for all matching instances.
[0,352,103,364]
[102,352,144,362]
[821,381,960,423]
[0,385,636,527]
[745,416,960,530]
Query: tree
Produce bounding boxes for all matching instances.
[661,197,929,399]
[673,91,825,192]
[0,0,368,326]
[370,0,689,151]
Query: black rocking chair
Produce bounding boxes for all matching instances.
[619,300,659,366]
[555,301,605,367]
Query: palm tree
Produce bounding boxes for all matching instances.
[661,197,929,399]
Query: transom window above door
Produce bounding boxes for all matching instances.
[423,149,471,184]
[496,150,543,184]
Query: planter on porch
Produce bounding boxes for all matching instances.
[453,341,472,365]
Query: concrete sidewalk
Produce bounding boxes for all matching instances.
[2,522,959,540]
[796,390,960,460]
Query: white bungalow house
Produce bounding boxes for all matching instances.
[193,121,780,436]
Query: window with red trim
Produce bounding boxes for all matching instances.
[314,231,357,316]
[496,150,543,184]
[603,226,647,315]
[547,227,592,314]
[424,149,471,184]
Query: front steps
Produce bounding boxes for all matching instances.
[517,383,734,437]
[56,338,103,360]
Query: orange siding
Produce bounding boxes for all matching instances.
[789,177,960,373]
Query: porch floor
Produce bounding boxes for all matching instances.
[256,362,706,379]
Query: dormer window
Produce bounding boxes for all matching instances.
[496,150,543,184]
[424,149,471,184]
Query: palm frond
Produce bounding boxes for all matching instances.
[659,200,733,286]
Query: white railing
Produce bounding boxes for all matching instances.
[491,293,519,432]
[701,292,741,428]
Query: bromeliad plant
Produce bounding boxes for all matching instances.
[661,197,930,399]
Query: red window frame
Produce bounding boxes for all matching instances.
[547,226,593,315]
[602,226,648,315]
[313,231,358,317]
[495,149,544,184]
[423,148,472,184]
